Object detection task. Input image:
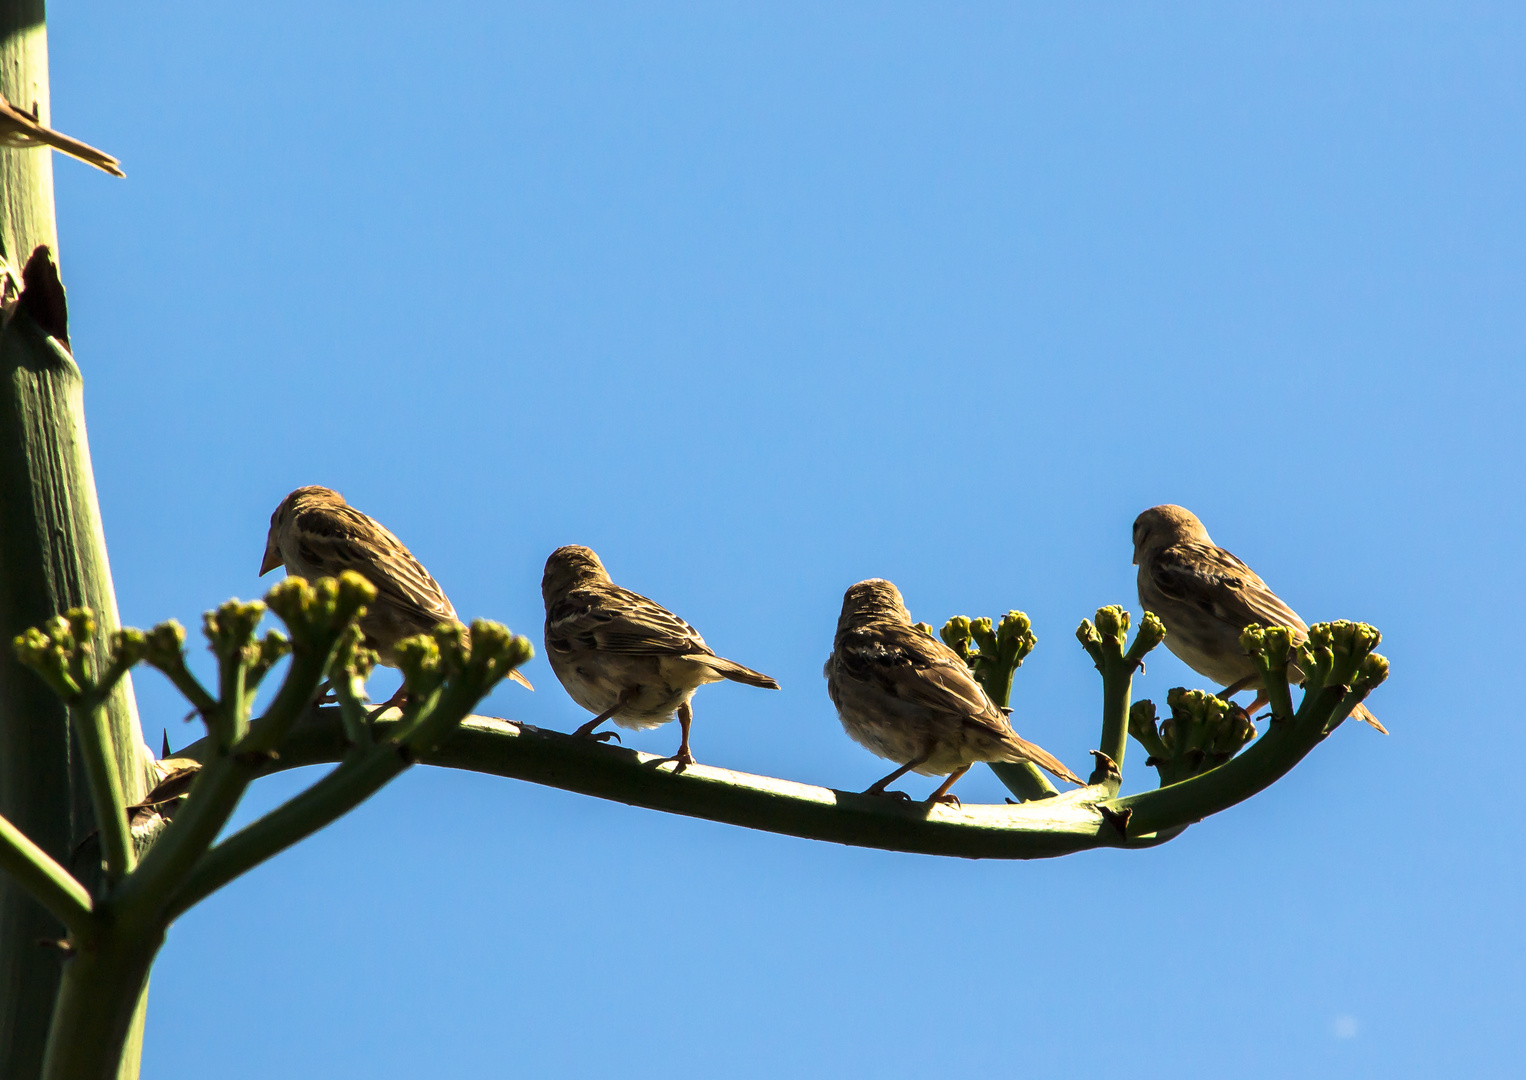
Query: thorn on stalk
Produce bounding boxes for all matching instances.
[1089,749,1120,780]
[19,245,69,350]
[1098,804,1132,837]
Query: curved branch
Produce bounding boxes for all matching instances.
[184,708,1157,860]
[0,810,92,938]
[174,671,1366,863]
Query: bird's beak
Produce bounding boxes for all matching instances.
[259,541,282,576]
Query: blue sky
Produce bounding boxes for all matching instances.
[43,2,1523,1076]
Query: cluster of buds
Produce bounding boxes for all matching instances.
[1296,620,1388,694]
[263,572,377,651]
[1129,688,1257,784]
[202,598,293,692]
[940,611,1037,706]
[12,607,145,705]
[1076,606,1166,673]
[394,619,533,702]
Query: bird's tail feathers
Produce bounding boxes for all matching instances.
[707,656,780,690]
[1005,736,1084,786]
[1352,702,1388,734]
[509,668,534,691]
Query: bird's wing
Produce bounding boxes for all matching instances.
[291,505,456,625]
[1151,542,1309,638]
[836,624,1010,735]
[546,585,715,658]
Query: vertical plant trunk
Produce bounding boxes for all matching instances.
[0,3,153,1077]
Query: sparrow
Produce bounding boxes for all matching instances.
[541,545,779,767]
[1132,504,1386,732]
[260,485,532,698]
[0,94,123,176]
[824,578,1083,804]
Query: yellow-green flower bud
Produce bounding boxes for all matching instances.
[1210,711,1257,756]
[1262,626,1293,667]
[396,635,443,693]
[143,621,188,669]
[969,617,997,656]
[940,616,974,661]
[111,628,148,668]
[912,621,935,639]
[1134,611,1166,651]
[264,577,312,627]
[1358,652,1389,687]
[334,570,378,623]
[43,615,73,653]
[1093,605,1129,641]
[65,608,96,645]
[432,621,470,674]
[1128,700,1159,741]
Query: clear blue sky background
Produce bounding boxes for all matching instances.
[43,2,1521,1076]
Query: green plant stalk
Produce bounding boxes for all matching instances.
[967,661,1057,802]
[1109,685,1347,835]
[165,744,411,922]
[0,811,91,937]
[69,701,134,881]
[183,709,1157,858]
[216,642,254,748]
[117,646,330,915]
[40,914,161,1080]
[0,20,151,1064]
[108,755,250,921]
[1094,659,1132,786]
[236,650,330,755]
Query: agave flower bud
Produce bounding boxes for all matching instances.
[1093,605,1129,644]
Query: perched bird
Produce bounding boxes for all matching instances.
[541,545,779,767]
[824,579,1084,804]
[1132,504,1386,733]
[260,486,532,697]
[0,94,123,176]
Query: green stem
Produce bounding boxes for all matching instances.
[109,754,249,919]
[70,701,134,881]
[0,811,92,937]
[987,762,1059,801]
[40,915,161,1080]
[216,649,248,748]
[1093,655,1132,787]
[970,652,1057,802]
[165,745,410,922]
[150,659,216,722]
[185,710,1134,859]
[236,651,328,756]
[1109,685,1346,836]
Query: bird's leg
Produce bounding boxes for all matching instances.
[926,765,971,808]
[1241,692,1269,717]
[375,683,409,710]
[664,701,697,770]
[573,687,635,742]
[1218,675,1257,700]
[863,754,930,801]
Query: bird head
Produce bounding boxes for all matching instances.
[261,486,345,575]
[542,545,612,601]
[837,578,912,631]
[1132,504,1213,565]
